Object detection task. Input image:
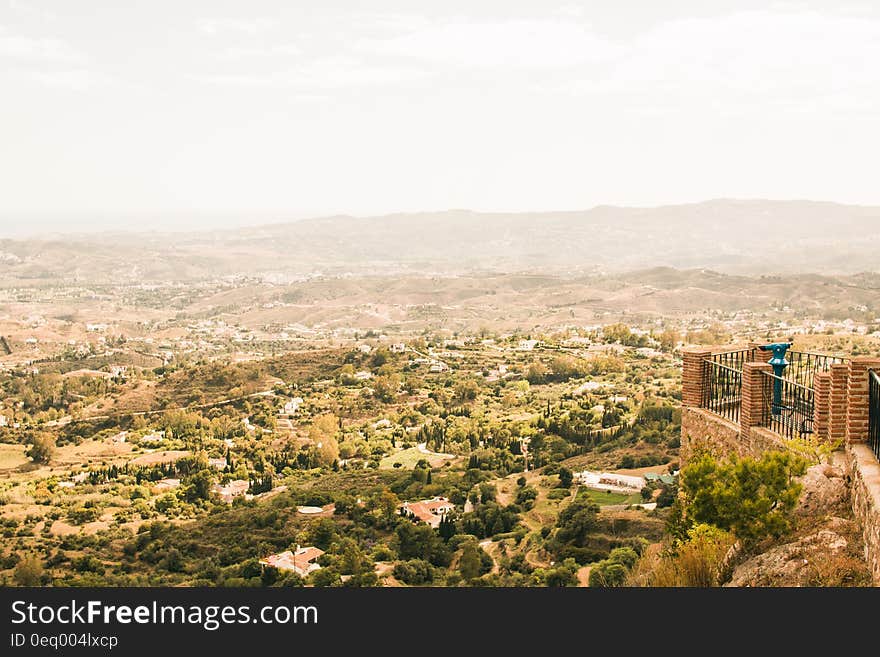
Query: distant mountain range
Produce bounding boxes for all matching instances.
[2,200,879,283]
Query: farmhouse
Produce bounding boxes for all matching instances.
[259,546,324,577]
[574,470,646,492]
[401,496,455,528]
[212,479,249,503]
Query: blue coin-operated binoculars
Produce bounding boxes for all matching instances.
[759,342,792,413]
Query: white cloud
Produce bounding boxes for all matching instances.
[0,26,84,62]
[199,56,426,89]
[544,10,880,113]
[214,43,302,61]
[196,17,277,35]
[358,19,619,70]
[8,0,58,21]
[11,68,110,90]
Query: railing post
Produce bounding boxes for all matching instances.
[741,361,773,434]
[846,357,880,444]
[748,342,772,363]
[829,363,849,443]
[682,347,713,408]
[813,370,831,442]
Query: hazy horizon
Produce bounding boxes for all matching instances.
[3,1,880,236]
[1,196,878,239]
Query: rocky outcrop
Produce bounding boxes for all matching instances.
[727,457,872,586]
[727,517,860,586]
[795,461,849,518]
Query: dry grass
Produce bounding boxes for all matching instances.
[628,526,735,587]
[129,450,190,466]
[0,444,28,470]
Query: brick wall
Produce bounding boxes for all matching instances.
[740,361,772,434]
[846,357,880,444]
[813,370,831,442]
[682,347,712,408]
[829,363,849,443]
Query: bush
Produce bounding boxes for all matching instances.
[13,554,44,586]
[588,547,639,587]
[542,558,579,587]
[677,451,805,543]
[393,559,434,585]
[628,524,735,587]
[514,486,538,509]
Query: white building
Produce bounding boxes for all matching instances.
[574,470,646,492]
[517,339,539,351]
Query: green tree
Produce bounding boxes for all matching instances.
[543,558,579,587]
[395,522,451,567]
[557,466,573,488]
[13,554,44,586]
[677,451,806,543]
[553,498,599,547]
[26,433,55,465]
[589,561,627,587]
[310,518,338,550]
[310,568,341,587]
[308,414,340,467]
[459,542,482,581]
[183,470,213,502]
[392,559,434,585]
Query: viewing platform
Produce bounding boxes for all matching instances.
[681,342,880,583]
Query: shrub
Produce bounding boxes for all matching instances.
[588,546,640,587]
[392,558,434,585]
[628,523,735,587]
[514,486,538,510]
[677,450,805,544]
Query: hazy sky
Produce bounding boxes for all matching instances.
[2,0,880,235]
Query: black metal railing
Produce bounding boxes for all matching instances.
[706,348,749,373]
[869,369,880,462]
[761,371,814,439]
[701,360,742,424]
[784,350,845,389]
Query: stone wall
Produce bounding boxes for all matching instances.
[681,346,880,585]
[681,407,786,461]
[845,444,880,584]
[681,407,742,459]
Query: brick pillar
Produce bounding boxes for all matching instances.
[812,370,831,442]
[741,361,773,433]
[748,342,773,363]
[682,347,712,408]
[846,357,880,443]
[829,363,849,443]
